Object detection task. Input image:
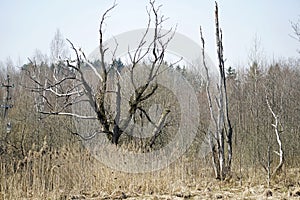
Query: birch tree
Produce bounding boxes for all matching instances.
[50,29,69,63]
[264,95,284,185]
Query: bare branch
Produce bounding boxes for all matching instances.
[40,111,97,120]
[149,108,170,147]
[66,39,81,69]
[45,87,83,97]
[291,19,300,42]
[69,129,110,141]
[99,2,117,75]
[79,48,104,82]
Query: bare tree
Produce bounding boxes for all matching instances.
[26,0,175,146]
[50,29,69,63]
[291,17,300,53]
[200,2,233,180]
[266,95,284,175]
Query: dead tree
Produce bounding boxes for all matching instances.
[266,96,284,177]
[200,2,233,180]
[1,75,14,119]
[25,0,174,146]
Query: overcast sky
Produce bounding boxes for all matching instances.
[0,0,299,68]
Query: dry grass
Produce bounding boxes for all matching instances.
[0,143,300,200]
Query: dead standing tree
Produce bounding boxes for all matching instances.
[200,2,233,180]
[26,0,174,146]
[265,95,284,184]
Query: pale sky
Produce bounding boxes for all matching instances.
[0,0,299,68]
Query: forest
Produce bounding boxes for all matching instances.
[0,1,300,199]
